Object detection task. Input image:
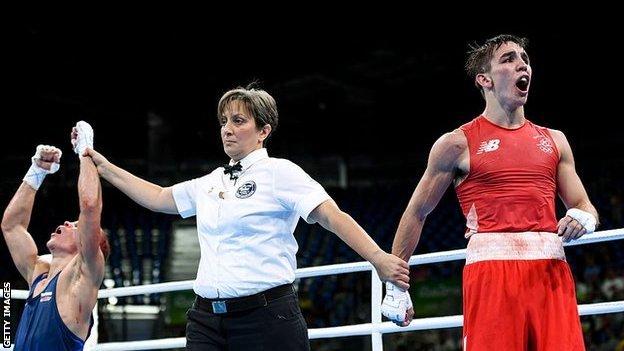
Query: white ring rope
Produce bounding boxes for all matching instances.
[12,229,624,300]
[9,228,623,351]
[91,301,624,350]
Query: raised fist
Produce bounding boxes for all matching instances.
[33,144,62,172]
[24,144,62,190]
[71,120,94,156]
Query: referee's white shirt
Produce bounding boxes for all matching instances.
[171,148,330,298]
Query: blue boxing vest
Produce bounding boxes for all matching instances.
[14,272,94,351]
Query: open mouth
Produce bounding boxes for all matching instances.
[54,226,62,235]
[516,76,530,92]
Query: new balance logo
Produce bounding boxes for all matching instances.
[476,139,500,154]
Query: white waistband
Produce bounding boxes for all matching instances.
[465,232,566,265]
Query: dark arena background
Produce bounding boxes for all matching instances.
[2,17,623,350]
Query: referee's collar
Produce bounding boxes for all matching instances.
[229,148,268,171]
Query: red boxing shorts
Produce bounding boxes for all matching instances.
[462,232,584,350]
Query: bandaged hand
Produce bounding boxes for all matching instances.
[381,282,413,326]
[71,121,94,156]
[23,144,62,190]
[558,208,597,242]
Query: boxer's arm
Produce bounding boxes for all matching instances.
[2,145,62,283]
[2,183,40,283]
[383,131,466,327]
[392,131,465,262]
[75,154,105,283]
[550,129,598,241]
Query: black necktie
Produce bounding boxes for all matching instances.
[223,162,242,180]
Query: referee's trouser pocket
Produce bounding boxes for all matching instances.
[262,294,310,350]
[185,307,225,350]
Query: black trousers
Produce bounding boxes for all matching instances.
[185,290,310,350]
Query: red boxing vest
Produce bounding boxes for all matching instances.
[456,116,560,234]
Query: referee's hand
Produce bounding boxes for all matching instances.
[372,252,410,290]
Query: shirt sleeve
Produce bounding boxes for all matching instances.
[171,178,200,218]
[273,159,331,223]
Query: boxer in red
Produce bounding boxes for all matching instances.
[381,34,598,350]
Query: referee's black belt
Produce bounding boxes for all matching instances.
[195,283,295,314]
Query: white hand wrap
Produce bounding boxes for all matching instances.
[381,282,412,323]
[72,120,94,156]
[23,145,62,190]
[566,208,597,234]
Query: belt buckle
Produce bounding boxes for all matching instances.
[212,301,227,314]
